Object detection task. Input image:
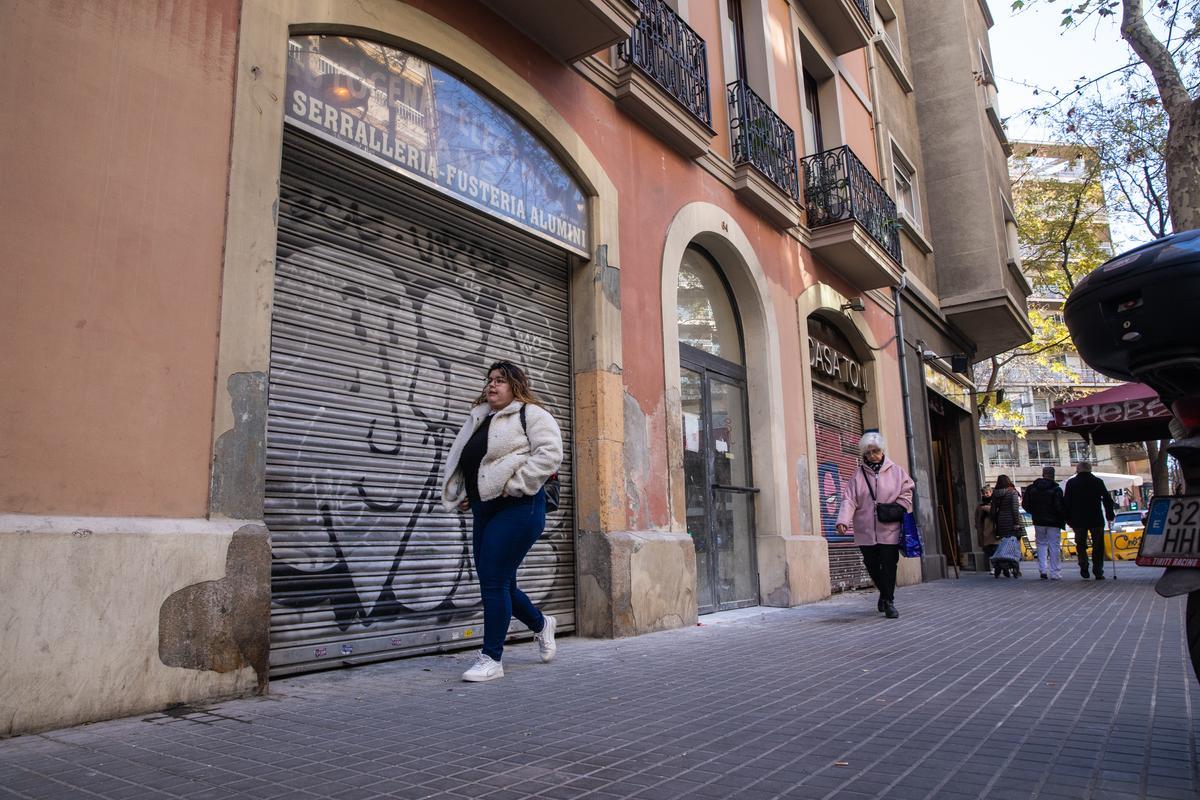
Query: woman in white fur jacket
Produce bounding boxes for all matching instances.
[441,360,563,682]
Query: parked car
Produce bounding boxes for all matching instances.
[1112,510,1144,534]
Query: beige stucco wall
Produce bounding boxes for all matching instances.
[0,516,266,737]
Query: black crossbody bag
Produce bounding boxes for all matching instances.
[520,404,561,512]
[862,466,906,523]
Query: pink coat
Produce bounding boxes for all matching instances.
[835,458,915,546]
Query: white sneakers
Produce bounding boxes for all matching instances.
[461,653,504,682]
[461,615,558,682]
[536,615,558,663]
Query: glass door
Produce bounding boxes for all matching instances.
[681,345,758,613]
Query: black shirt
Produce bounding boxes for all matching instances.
[459,414,494,503]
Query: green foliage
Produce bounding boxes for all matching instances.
[975,146,1114,434]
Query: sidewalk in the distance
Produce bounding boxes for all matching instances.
[1,568,1197,800]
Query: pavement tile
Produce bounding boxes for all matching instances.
[1,571,1197,800]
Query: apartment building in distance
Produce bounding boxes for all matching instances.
[2,0,1027,734]
[979,141,1150,500]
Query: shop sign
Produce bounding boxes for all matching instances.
[285,35,589,255]
[924,365,971,412]
[808,319,866,398]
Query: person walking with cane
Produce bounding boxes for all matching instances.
[1064,461,1115,580]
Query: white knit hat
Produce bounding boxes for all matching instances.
[858,429,885,454]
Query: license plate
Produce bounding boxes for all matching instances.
[1137,496,1200,567]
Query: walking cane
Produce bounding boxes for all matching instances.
[1109,520,1118,579]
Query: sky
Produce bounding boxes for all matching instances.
[988,2,1135,142]
[987,2,1150,249]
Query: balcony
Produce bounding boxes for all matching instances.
[480,0,640,63]
[727,80,802,229]
[988,456,1019,468]
[800,145,903,289]
[795,0,873,54]
[614,0,715,158]
[942,254,1033,359]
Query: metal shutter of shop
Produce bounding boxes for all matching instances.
[812,387,873,592]
[266,128,574,675]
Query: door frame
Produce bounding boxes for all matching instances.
[680,342,759,613]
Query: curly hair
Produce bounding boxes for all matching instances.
[473,360,541,406]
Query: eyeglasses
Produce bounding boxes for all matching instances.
[485,376,509,386]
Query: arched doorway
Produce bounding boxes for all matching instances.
[677,246,759,613]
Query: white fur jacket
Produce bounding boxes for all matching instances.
[441,400,563,509]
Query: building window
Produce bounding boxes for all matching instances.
[802,70,824,155]
[1032,396,1051,427]
[1069,439,1092,463]
[986,441,1016,468]
[892,154,919,226]
[1027,439,1056,466]
[727,0,749,85]
[977,46,996,88]
[873,4,902,63]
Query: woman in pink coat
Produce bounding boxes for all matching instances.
[835,430,915,619]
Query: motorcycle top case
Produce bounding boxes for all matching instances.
[1064,229,1200,402]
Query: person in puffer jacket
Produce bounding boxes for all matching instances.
[1022,466,1067,580]
[442,360,563,683]
[989,475,1024,578]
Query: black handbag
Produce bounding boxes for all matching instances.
[520,404,561,512]
[862,466,906,523]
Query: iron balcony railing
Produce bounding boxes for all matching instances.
[727,80,800,199]
[801,145,902,264]
[618,0,711,127]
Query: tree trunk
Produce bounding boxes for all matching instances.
[1164,114,1200,232]
[1120,0,1200,232]
[1146,439,1171,497]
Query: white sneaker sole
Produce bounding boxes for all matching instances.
[462,665,504,682]
[537,616,557,663]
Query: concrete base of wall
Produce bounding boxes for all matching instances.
[919,554,946,580]
[576,530,697,638]
[758,535,832,606]
[0,515,269,738]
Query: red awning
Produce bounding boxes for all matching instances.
[1047,382,1173,444]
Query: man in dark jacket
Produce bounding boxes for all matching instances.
[1023,466,1067,580]
[1063,461,1116,579]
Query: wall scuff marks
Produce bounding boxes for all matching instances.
[210,373,267,520]
[159,524,271,692]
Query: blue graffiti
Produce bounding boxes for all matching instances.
[817,461,852,541]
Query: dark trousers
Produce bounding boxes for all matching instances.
[1073,524,1106,576]
[860,544,900,603]
[471,490,547,660]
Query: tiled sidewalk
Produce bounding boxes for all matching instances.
[2,568,1197,799]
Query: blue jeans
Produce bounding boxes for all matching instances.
[471,489,547,660]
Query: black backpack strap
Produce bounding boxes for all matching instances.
[519,403,527,435]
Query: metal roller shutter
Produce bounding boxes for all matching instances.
[266,128,575,675]
[812,386,872,592]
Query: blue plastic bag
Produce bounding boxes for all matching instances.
[900,512,923,559]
